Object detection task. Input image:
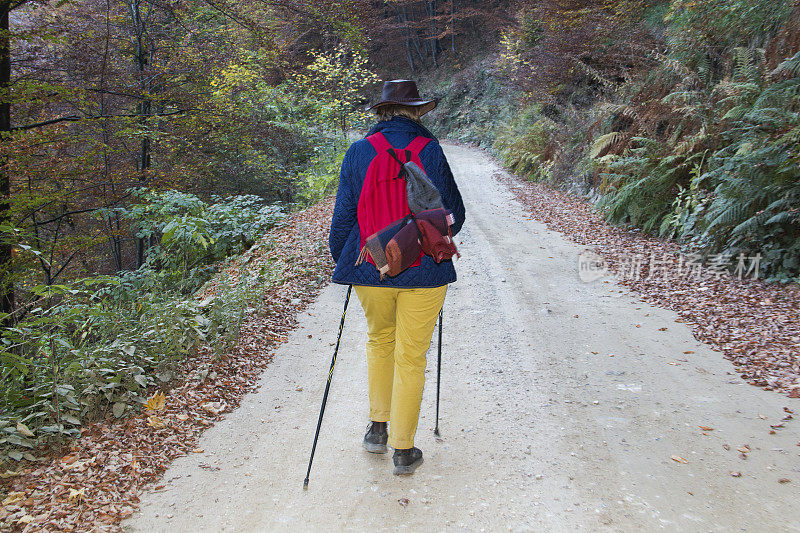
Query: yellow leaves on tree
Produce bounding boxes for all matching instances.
[295,45,379,132]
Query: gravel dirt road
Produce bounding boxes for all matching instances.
[125,144,800,532]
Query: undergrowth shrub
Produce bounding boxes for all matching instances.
[495,105,559,183]
[0,192,288,463]
[295,136,348,205]
[427,65,514,148]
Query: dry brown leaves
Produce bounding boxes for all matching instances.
[0,199,335,532]
[500,173,800,395]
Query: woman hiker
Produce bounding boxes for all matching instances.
[328,79,466,475]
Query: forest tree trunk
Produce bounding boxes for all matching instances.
[0,2,14,321]
[129,0,152,269]
[451,0,456,53]
[399,5,417,71]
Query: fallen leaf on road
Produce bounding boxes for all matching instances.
[0,469,21,479]
[145,391,166,411]
[97,512,116,524]
[147,416,166,429]
[759,414,768,420]
[671,455,688,464]
[68,487,85,504]
[683,351,694,354]
[398,498,409,507]
[192,449,204,453]
[3,491,25,505]
[778,478,791,484]
[730,471,742,477]
[722,444,731,451]
[738,445,751,453]
[699,426,714,431]
[201,401,227,416]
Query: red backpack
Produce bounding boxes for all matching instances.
[356,132,431,269]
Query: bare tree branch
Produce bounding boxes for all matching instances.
[11,108,187,131]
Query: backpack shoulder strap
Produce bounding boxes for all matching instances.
[366,132,393,154]
[405,136,432,157]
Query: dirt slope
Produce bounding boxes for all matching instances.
[124,144,800,532]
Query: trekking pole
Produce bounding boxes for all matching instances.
[303,285,352,490]
[433,307,443,438]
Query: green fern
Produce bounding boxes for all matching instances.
[772,51,800,78]
[589,131,626,159]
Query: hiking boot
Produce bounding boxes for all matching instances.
[393,447,423,475]
[362,421,388,454]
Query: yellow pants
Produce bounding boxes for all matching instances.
[353,284,447,449]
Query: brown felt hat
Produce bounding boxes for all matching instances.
[366,79,438,116]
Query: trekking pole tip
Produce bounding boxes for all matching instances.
[433,428,440,438]
[303,478,309,490]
